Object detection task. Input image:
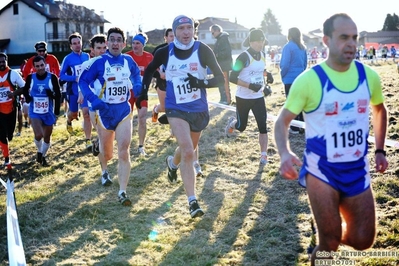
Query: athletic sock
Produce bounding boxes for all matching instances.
[34,138,42,151]
[188,195,197,204]
[41,142,50,157]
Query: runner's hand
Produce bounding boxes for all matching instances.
[184,73,206,88]
[91,98,107,111]
[46,89,55,99]
[136,93,148,109]
[248,83,262,92]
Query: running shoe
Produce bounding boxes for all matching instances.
[36,152,43,163]
[225,117,236,137]
[118,192,132,206]
[15,132,21,137]
[166,156,178,184]
[152,105,158,123]
[289,128,300,135]
[194,162,203,177]
[92,138,100,156]
[41,157,49,167]
[260,155,268,165]
[3,157,10,167]
[189,200,204,218]
[101,171,112,186]
[138,147,147,156]
[66,122,74,135]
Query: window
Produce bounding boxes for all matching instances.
[13,4,18,15]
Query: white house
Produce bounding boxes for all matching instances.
[0,0,109,54]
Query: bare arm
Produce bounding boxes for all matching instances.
[274,108,303,180]
[371,103,388,173]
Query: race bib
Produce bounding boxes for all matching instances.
[326,116,366,162]
[33,97,49,114]
[172,75,201,104]
[74,64,83,77]
[0,87,11,103]
[103,81,129,104]
[250,76,264,86]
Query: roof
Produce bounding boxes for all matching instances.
[0,0,109,23]
[197,17,248,32]
[362,31,399,38]
[0,39,10,48]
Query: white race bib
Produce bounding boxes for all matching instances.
[172,74,201,104]
[326,115,367,162]
[0,87,11,103]
[33,97,50,114]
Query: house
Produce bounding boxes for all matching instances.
[0,0,109,54]
[144,17,250,51]
[358,31,399,49]
[303,29,324,50]
[196,17,249,50]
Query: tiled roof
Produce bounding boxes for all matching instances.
[197,17,248,31]
[0,0,109,23]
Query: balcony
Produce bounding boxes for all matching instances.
[46,33,68,41]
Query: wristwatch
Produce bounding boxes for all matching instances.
[375,149,386,156]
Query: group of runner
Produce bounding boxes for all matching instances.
[0,14,391,265]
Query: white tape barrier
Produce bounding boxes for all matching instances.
[208,101,399,148]
[148,95,399,148]
[5,178,27,266]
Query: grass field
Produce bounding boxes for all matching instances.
[0,59,399,266]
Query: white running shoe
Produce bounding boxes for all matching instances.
[138,147,147,156]
[194,162,203,177]
[225,117,236,137]
[260,155,268,165]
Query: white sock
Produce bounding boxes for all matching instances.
[34,138,42,151]
[41,142,50,157]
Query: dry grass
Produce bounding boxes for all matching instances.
[0,59,399,266]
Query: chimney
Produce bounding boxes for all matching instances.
[44,3,50,14]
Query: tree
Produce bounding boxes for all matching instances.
[260,9,282,35]
[382,13,399,31]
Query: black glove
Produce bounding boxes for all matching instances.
[263,85,272,97]
[24,94,32,103]
[45,89,55,100]
[248,83,263,92]
[265,71,274,84]
[136,93,148,109]
[184,73,206,89]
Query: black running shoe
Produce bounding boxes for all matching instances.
[189,200,204,218]
[41,157,49,167]
[92,139,100,156]
[166,156,178,184]
[36,152,43,163]
[118,192,132,206]
[101,171,112,186]
[3,157,10,167]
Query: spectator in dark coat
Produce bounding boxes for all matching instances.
[210,24,233,104]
